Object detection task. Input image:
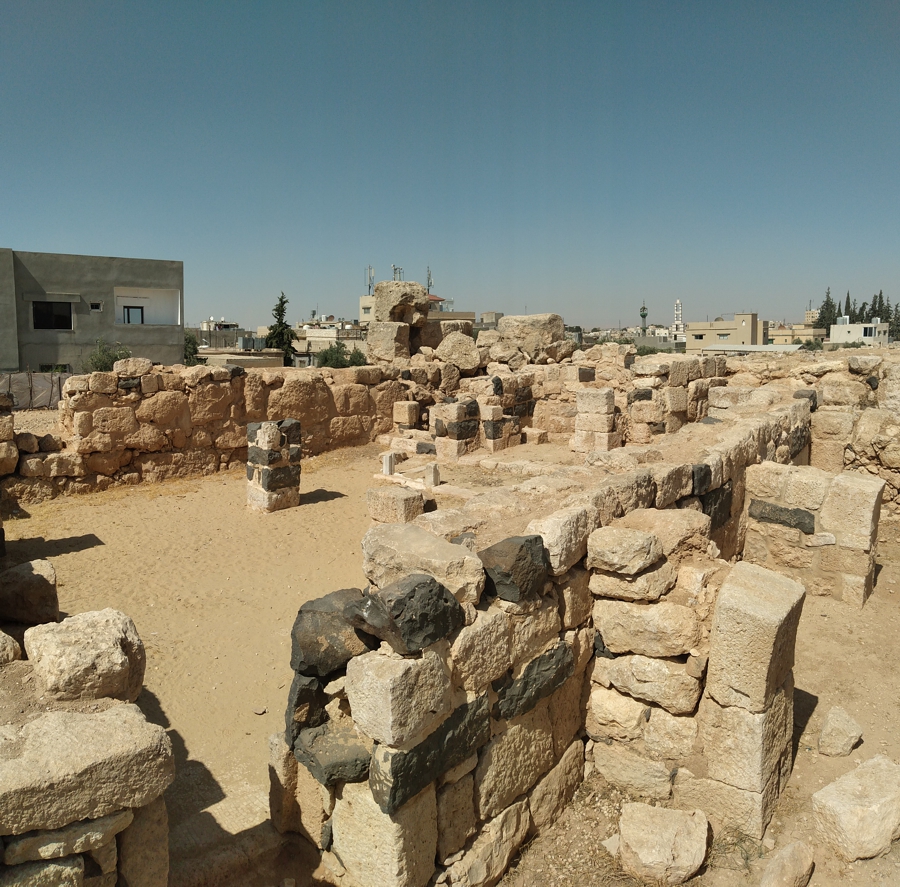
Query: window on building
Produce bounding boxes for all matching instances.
[863,326,874,338]
[717,333,730,340]
[362,306,371,315]
[124,306,144,324]
[693,334,704,340]
[90,302,102,312]
[33,301,73,330]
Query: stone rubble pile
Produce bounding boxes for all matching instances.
[246,419,303,513]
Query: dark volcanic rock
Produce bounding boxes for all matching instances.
[284,672,328,746]
[345,574,465,655]
[692,463,712,497]
[290,588,373,677]
[478,535,549,602]
[748,499,816,535]
[293,720,370,787]
[701,480,733,532]
[493,641,574,721]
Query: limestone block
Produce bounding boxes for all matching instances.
[631,399,664,424]
[812,755,900,860]
[557,565,592,629]
[508,596,561,665]
[673,772,779,840]
[44,453,87,478]
[593,654,701,715]
[92,406,138,434]
[332,781,436,887]
[615,508,712,564]
[0,705,174,834]
[526,504,599,576]
[436,332,481,374]
[477,535,548,602]
[24,609,146,702]
[393,401,419,425]
[114,357,153,376]
[652,463,695,508]
[345,647,452,748]
[700,679,792,793]
[134,391,191,433]
[781,467,831,510]
[821,376,868,406]
[593,599,700,658]
[3,809,133,865]
[367,487,426,523]
[592,742,673,799]
[810,439,846,473]
[362,524,485,604]
[819,472,884,551]
[0,440,18,475]
[588,560,676,602]
[89,838,117,874]
[247,485,300,513]
[289,587,371,677]
[664,386,688,413]
[497,314,565,356]
[0,559,58,624]
[529,740,583,834]
[642,708,698,759]
[346,574,464,656]
[759,841,815,887]
[443,798,531,887]
[474,704,555,819]
[0,413,14,441]
[548,669,587,758]
[585,686,648,741]
[0,630,22,665]
[373,280,430,326]
[296,757,334,847]
[575,387,615,413]
[706,562,805,713]
[450,608,511,692]
[586,527,662,576]
[0,857,84,886]
[619,803,707,886]
[368,322,412,362]
[268,732,301,833]
[574,412,616,432]
[818,706,863,757]
[437,774,476,862]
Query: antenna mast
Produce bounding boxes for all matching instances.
[365,265,374,295]
[426,266,433,294]
[391,264,404,281]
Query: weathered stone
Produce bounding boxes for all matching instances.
[24,609,145,702]
[346,646,452,748]
[437,774,476,862]
[116,795,168,887]
[529,740,583,834]
[436,332,481,374]
[642,708,698,759]
[293,719,370,788]
[700,679,792,793]
[478,535,548,602]
[0,440,18,475]
[588,560,677,602]
[368,322,412,362]
[88,838,117,875]
[576,387,615,414]
[586,526,662,576]
[367,487,425,523]
[526,505,599,576]
[370,696,491,814]
[0,705,174,834]
[759,841,815,887]
[673,772,778,840]
[701,481,733,532]
[444,799,531,887]
[594,654,701,715]
[373,280,430,326]
[618,803,708,886]
[706,562,805,713]
[585,686,648,742]
[818,706,863,757]
[114,358,153,376]
[493,640,574,721]
[135,391,191,433]
[332,781,436,887]
[474,704,555,819]
[812,755,900,860]
[497,314,565,357]
[557,565,592,629]
[289,588,372,677]
[748,500,816,535]
[507,596,561,665]
[347,575,464,655]
[284,673,328,745]
[268,732,301,833]
[0,857,83,886]
[548,669,586,758]
[450,608,511,692]
[362,524,485,605]
[0,629,22,665]
[0,559,58,625]
[819,472,884,551]
[593,599,700,657]
[592,742,673,799]
[4,809,133,865]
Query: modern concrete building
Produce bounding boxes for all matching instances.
[683,313,768,353]
[829,320,890,346]
[0,248,184,372]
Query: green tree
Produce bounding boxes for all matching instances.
[874,290,885,319]
[348,347,367,366]
[316,341,351,368]
[184,330,200,366]
[844,291,852,318]
[266,292,297,367]
[82,338,131,373]
[815,288,837,330]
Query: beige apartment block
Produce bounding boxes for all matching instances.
[684,313,768,353]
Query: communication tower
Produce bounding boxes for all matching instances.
[365,266,374,295]
[426,267,433,294]
[640,301,648,336]
[391,265,404,281]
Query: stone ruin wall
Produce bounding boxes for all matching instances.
[267,385,888,886]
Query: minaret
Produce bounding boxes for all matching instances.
[640,301,648,337]
[672,299,685,342]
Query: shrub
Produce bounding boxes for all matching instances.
[348,347,367,366]
[184,331,201,365]
[82,338,131,373]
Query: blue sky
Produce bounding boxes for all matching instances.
[2,1,898,330]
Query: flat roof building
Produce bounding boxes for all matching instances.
[829,321,889,346]
[683,313,767,353]
[1,248,184,372]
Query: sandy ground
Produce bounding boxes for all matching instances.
[5,431,900,886]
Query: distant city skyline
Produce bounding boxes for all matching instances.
[2,2,898,332]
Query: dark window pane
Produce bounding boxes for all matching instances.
[33,301,72,330]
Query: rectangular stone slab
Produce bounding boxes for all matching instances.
[0,704,174,835]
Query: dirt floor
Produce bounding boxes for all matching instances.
[4,430,900,886]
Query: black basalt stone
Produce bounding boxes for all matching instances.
[792,389,818,411]
[248,446,282,466]
[224,363,246,378]
[293,720,370,787]
[280,417,302,444]
[492,640,574,721]
[594,632,616,660]
[789,423,811,456]
[344,574,464,655]
[369,695,491,814]
[285,672,328,745]
[290,588,373,677]
[482,420,504,441]
[247,422,262,444]
[260,464,301,491]
[867,375,879,390]
[478,535,549,602]
[701,480,733,532]
[692,463,712,497]
[628,388,654,403]
[117,377,141,390]
[446,419,479,440]
[491,376,504,396]
[748,499,816,535]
